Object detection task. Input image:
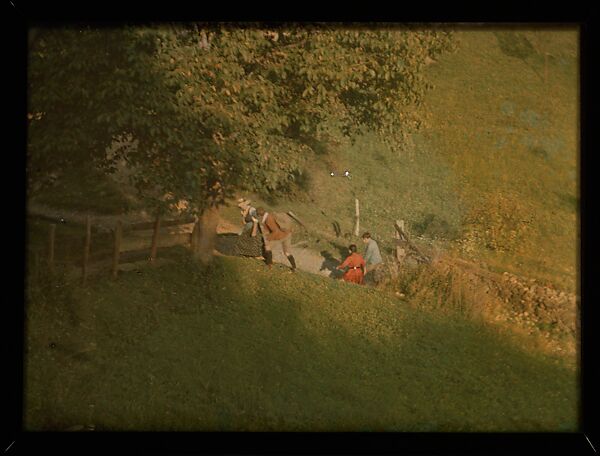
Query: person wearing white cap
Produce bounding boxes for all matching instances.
[233,198,264,257]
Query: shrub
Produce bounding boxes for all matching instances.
[412,213,460,240]
[460,192,533,254]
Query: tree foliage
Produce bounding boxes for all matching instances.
[28,23,455,214]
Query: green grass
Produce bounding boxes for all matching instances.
[419,29,578,291]
[218,31,578,293]
[24,252,578,431]
[28,29,578,293]
[24,31,579,431]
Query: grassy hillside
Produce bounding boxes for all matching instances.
[24,251,578,431]
[27,28,578,292]
[421,28,578,290]
[219,28,578,292]
[24,29,580,432]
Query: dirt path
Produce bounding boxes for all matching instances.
[214,232,341,278]
[271,241,342,277]
[27,204,578,362]
[28,202,343,278]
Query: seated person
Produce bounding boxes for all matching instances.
[336,244,366,284]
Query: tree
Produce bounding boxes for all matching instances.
[27,23,455,263]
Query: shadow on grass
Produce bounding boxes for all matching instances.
[319,250,343,279]
[23,254,579,432]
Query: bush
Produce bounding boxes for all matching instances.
[461,192,533,254]
[412,213,460,240]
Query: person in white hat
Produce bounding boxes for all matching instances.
[233,198,264,257]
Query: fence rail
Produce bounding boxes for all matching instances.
[31,213,198,282]
[124,216,196,232]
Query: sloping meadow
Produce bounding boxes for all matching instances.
[24,253,578,431]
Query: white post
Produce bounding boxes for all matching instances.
[354,198,360,237]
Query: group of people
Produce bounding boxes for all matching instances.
[335,232,383,285]
[234,197,383,285]
[234,198,297,273]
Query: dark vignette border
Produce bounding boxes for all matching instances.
[7,1,597,455]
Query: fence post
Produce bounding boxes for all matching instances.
[191,219,199,254]
[393,218,430,264]
[48,223,56,273]
[112,220,122,278]
[394,219,406,263]
[149,213,161,262]
[353,198,360,237]
[34,249,40,282]
[82,215,91,284]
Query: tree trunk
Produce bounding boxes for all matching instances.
[193,206,220,265]
[149,213,161,262]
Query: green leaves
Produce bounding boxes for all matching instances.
[28,24,454,212]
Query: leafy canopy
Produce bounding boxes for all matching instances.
[28,23,455,214]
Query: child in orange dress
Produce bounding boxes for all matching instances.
[336,244,366,285]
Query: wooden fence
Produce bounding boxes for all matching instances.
[37,214,196,283]
[33,211,430,284]
[110,214,196,278]
[393,219,431,265]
